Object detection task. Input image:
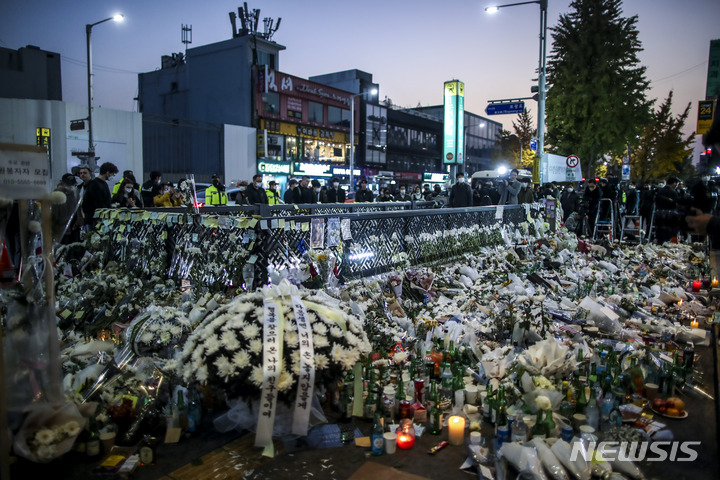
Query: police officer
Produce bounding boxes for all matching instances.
[205,174,228,206]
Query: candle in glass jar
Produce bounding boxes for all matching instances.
[691,318,699,328]
[692,280,701,292]
[396,432,415,449]
[448,416,465,446]
[713,277,719,288]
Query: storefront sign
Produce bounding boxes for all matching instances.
[263,67,351,107]
[423,173,449,183]
[262,119,347,143]
[443,80,465,165]
[259,161,291,174]
[394,172,423,181]
[257,130,267,157]
[293,162,333,177]
[697,100,715,136]
[332,167,361,176]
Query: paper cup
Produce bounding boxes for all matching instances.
[99,431,116,454]
[645,383,659,401]
[470,431,482,445]
[463,404,478,416]
[465,385,478,405]
[383,432,397,454]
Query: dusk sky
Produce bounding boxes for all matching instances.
[2,0,718,159]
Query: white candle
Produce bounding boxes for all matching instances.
[448,416,465,446]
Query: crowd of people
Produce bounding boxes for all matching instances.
[48,161,720,250]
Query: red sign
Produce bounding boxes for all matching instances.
[566,155,579,168]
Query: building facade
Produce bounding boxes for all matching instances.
[0,45,62,102]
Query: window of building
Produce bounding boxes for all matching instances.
[328,106,350,127]
[308,101,324,123]
[257,51,276,68]
[262,92,280,114]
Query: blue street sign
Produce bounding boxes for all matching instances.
[529,139,537,151]
[485,101,525,115]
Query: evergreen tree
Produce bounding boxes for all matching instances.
[512,109,538,169]
[492,130,522,168]
[546,0,652,177]
[630,91,694,183]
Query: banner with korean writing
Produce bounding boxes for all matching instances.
[0,143,51,199]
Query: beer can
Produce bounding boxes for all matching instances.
[496,425,509,446]
[561,425,574,442]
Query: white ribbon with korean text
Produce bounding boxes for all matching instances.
[255,300,282,453]
[291,295,316,436]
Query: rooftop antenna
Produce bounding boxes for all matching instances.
[181,24,192,54]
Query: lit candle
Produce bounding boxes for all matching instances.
[692,280,702,292]
[396,432,415,449]
[691,318,699,328]
[448,416,465,446]
[712,277,719,288]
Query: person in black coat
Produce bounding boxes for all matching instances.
[394,185,411,202]
[297,176,313,204]
[311,180,327,203]
[560,186,580,221]
[582,179,602,235]
[327,178,346,203]
[355,179,374,202]
[449,172,472,207]
[284,179,299,204]
[246,174,268,204]
[82,162,118,226]
[141,170,162,206]
[654,177,679,243]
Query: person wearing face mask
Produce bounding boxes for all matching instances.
[235,180,250,205]
[82,161,118,226]
[449,172,472,207]
[311,180,327,203]
[498,169,521,205]
[518,178,535,204]
[623,182,639,216]
[266,181,280,205]
[246,174,268,204]
[327,177,346,203]
[284,179,299,204]
[394,184,411,202]
[205,174,229,206]
[411,185,424,201]
[142,171,162,206]
[297,176,313,204]
[654,176,679,243]
[560,184,580,222]
[581,179,601,235]
[355,179,374,202]
[112,178,143,208]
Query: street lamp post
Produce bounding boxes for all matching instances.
[86,14,123,161]
[486,0,547,183]
[349,88,378,190]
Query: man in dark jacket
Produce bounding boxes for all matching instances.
[246,174,268,204]
[141,170,162,206]
[284,179,299,204]
[327,177,346,203]
[654,177,679,243]
[560,185,580,221]
[449,172,472,207]
[394,185,411,202]
[82,162,118,226]
[355,179,374,202]
[297,176,313,204]
[582,179,602,235]
[311,180,327,203]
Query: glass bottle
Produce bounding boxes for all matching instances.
[429,397,443,435]
[543,409,556,437]
[412,379,427,424]
[86,415,101,458]
[364,388,378,420]
[575,379,588,414]
[440,362,454,406]
[483,384,494,423]
[424,349,435,384]
[585,397,600,431]
[139,435,157,465]
[371,412,384,456]
[600,393,614,431]
[531,410,546,440]
[395,372,405,420]
[187,386,202,433]
[495,386,508,434]
[511,413,528,443]
[176,389,189,431]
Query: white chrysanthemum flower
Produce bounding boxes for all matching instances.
[242,323,260,339]
[290,351,301,375]
[312,322,328,335]
[62,420,82,437]
[50,190,67,205]
[329,326,343,338]
[170,325,183,337]
[182,363,194,381]
[220,330,240,351]
[313,334,329,348]
[196,365,208,382]
[203,336,220,355]
[139,332,154,344]
[36,444,57,460]
[246,338,261,354]
[232,350,250,369]
[34,429,56,446]
[285,330,299,347]
[278,369,294,392]
[250,366,264,386]
[28,220,42,234]
[214,355,233,378]
[314,353,329,370]
[393,351,409,363]
[535,395,552,410]
[330,344,344,365]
